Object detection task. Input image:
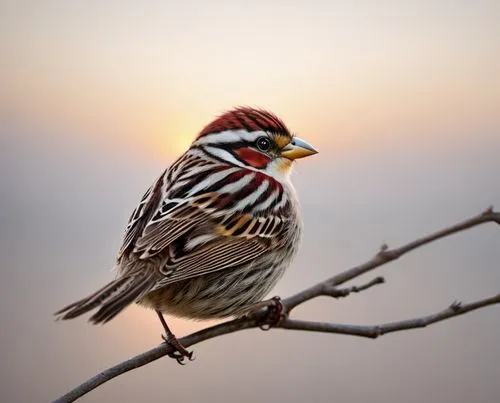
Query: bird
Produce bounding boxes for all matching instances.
[55,107,317,362]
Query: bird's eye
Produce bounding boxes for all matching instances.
[256,137,271,152]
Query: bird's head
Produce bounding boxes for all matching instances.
[191,107,317,181]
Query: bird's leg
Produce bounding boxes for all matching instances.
[247,296,287,330]
[155,310,194,364]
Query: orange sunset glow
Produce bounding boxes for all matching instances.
[2,1,499,403]
[3,1,499,159]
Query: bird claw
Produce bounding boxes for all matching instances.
[168,352,195,365]
[161,334,194,365]
[259,296,287,331]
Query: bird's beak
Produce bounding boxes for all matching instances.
[281,137,318,160]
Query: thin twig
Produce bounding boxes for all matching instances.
[281,294,500,338]
[52,208,500,403]
[321,276,385,298]
[284,207,500,311]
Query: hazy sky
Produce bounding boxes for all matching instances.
[1,1,499,402]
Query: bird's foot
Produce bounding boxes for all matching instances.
[259,296,287,330]
[161,333,194,365]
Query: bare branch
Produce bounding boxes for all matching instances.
[52,208,500,403]
[54,293,500,403]
[284,207,500,311]
[53,317,258,403]
[281,294,500,338]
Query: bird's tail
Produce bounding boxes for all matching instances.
[54,274,156,324]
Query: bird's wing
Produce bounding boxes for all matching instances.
[128,189,289,285]
[117,171,166,259]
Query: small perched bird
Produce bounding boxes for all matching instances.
[56,107,317,361]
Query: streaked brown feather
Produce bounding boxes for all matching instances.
[120,176,289,286]
[153,237,270,287]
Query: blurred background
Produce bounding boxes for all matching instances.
[1,1,499,402]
